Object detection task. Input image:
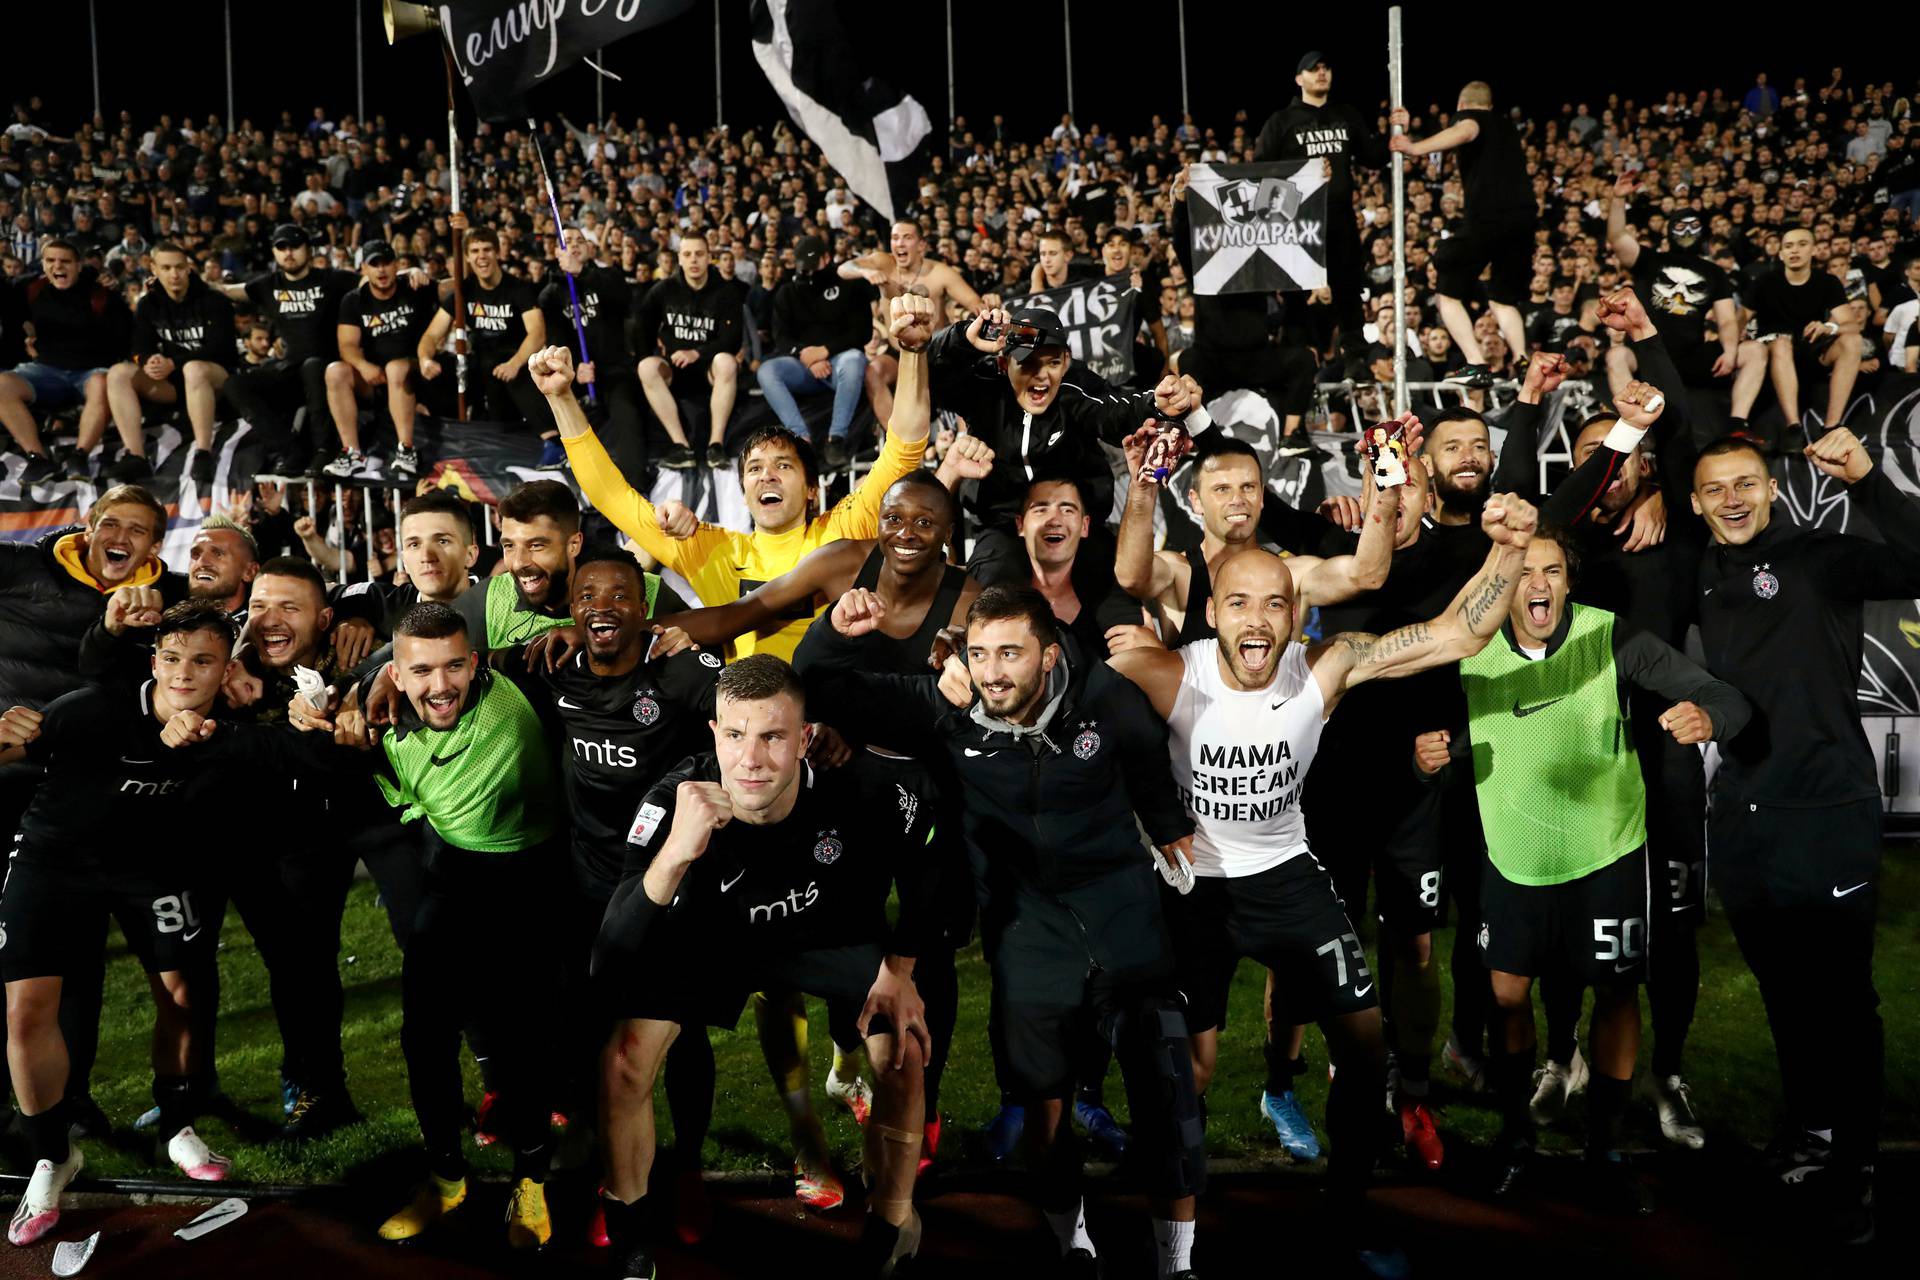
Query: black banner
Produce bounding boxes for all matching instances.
[1004,274,1139,386]
[441,0,696,120]
[1185,161,1330,296]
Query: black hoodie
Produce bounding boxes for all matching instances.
[1254,96,1389,211]
[771,267,877,358]
[634,270,746,361]
[133,275,237,369]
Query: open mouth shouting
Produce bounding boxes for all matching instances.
[1022,375,1054,410]
[1525,594,1553,629]
[257,624,297,664]
[583,611,622,648]
[1237,631,1275,675]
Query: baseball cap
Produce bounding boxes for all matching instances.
[361,239,397,265]
[270,223,307,248]
[793,234,827,272]
[1296,51,1328,75]
[1005,309,1070,362]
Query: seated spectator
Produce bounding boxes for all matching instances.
[632,231,745,470]
[106,242,237,488]
[1,240,128,485]
[755,234,877,469]
[324,240,432,480]
[416,218,554,443]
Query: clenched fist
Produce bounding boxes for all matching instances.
[1613,379,1667,431]
[668,780,735,857]
[106,584,166,635]
[1595,288,1653,338]
[1658,702,1715,745]
[527,345,577,397]
[890,287,936,353]
[0,705,44,751]
[1413,729,1451,777]
[939,432,995,482]
[1481,492,1538,548]
[831,587,887,637]
[1805,426,1872,484]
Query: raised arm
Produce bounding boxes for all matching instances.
[1293,478,1400,608]
[1309,494,1535,709]
[1113,426,1181,604]
[819,295,933,539]
[1388,107,1480,158]
[1607,174,1641,270]
[1806,427,1920,599]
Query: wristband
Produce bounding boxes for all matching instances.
[1602,418,1651,453]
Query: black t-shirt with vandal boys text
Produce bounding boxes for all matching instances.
[441,274,539,361]
[341,279,436,365]
[633,271,746,362]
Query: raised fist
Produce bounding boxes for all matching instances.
[657,499,699,539]
[1805,425,1872,483]
[1481,491,1538,548]
[0,705,43,751]
[1523,351,1569,399]
[1595,287,1652,337]
[1613,379,1667,431]
[669,779,734,852]
[527,345,576,397]
[889,287,935,353]
[943,432,995,481]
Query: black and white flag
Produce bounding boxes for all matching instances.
[1186,162,1330,295]
[749,0,932,224]
[1005,274,1139,385]
[440,1,696,120]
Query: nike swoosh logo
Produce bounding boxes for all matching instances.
[1832,882,1869,898]
[719,870,745,893]
[1702,588,1714,596]
[963,747,999,758]
[121,757,155,765]
[556,696,584,709]
[1614,962,1636,973]
[429,747,469,766]
[1353,984,1373,998]
[1271,698,1292,711]
[182,928,201,943]
[1513,698,1564,717]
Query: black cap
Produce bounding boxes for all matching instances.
[1296,51,1328,75]
[1005,309,1070,363]
[361,238,397,265]
[793,234,827,272]
[270,222,306,248]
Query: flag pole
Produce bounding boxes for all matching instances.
[224,0,236,132]
[444,41,469,420]
[1388,6,1408,417]
[714,0,725,127]
[1062,1,1074,120]
[945,0,955,130]
[88,0,102,121]
[356,2,366,124]
[531,120,597,405]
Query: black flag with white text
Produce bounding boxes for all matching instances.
[1186,162,1330,295]
[749,0,932,224]
[1005,275,1139,386]
[440,0,695,120]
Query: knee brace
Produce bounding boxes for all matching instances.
[1109,996,1208,1200]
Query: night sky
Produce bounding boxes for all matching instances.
[13,1,1915,146]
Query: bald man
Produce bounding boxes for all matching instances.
[1107,490,1537,1270]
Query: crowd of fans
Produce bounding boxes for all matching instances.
[0,56,1916,1278]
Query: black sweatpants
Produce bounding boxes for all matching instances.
[402,836,559,1172]
[1711,795,1883,1166]
[224,357,330,457]
[473,367,559,434]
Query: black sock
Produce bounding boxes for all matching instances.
[602,1191,649,1255]
[1487,1049,1536,1148]
[428,1147,466,1182]
[153,1074,196,1137]
[21,1102,70,1167]
[1263,1040,1307,1095]
[1586,1072,1630,1160]
[512,1144,549,1184]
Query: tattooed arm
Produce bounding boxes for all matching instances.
[1307,492,1536,714]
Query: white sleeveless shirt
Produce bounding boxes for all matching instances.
[1169,639,1325,878]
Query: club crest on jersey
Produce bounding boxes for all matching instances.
[1476,923,1490,951]
[813,829,843,865]
[699,652,722,668]
[895,784,919,834]
[1752,565,1779,600]
[1072,721,1101,760]
[633,691,660,725]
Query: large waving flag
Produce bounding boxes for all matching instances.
[749,0,932,223]
[440,0,696,119]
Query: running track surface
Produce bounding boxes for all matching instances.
[1,1149,1903,1278]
